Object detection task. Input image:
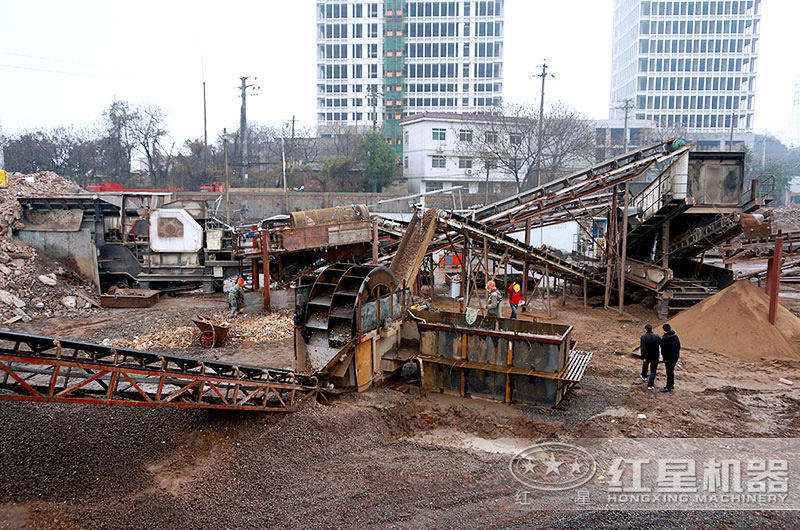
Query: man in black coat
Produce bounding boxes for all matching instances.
[640,324,661,390]
[660,323,681,392]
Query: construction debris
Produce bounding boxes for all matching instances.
[0,172,97,320]
[0,171,81,237]
[668,280,800,361]
[105,310,295,350]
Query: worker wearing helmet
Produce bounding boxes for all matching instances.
[485,280,503,317]
[229,277,245,318]
[508,281,525,319]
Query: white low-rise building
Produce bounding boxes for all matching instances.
[401,112,524,198]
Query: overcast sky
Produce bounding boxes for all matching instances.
[1,0,798,145]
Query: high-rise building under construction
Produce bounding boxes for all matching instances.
[315,1,504,153]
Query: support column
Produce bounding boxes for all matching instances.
[583,277,588,308]
[662,221,670,269]
[604,192,617,308]
[252,258,259,291]
[618,183,629,315]
[768,238,783,325]
[523,218,531,312]
[371,220,379,265]
[262,230,271,312]
[545,265,551,316]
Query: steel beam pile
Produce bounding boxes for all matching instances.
[0,330,323,412]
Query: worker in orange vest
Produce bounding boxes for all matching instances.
[508,281,525,319]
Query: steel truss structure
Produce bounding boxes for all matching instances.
[0,330,324,412]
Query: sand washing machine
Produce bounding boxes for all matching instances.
[294,263,418,391]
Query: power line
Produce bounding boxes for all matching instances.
[0,50,103,68]
[0,62,123,80]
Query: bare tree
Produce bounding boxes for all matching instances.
[457,103,598,193]
[129,105,172,187]
[535,103,595,184]
[101,100,137,179]
[456,105,537,194]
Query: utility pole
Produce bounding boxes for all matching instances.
[616,98,635,315]
[223,128,230,224]
[238,76,259,183]
[369,85,381,131]
[202,80,208,181]
[533,60,555,189]
[290,114,296,173]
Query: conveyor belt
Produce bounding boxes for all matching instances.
[0,330,323,412]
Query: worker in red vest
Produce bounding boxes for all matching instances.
[508,281,525,319]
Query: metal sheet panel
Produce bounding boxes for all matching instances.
[21,210,83,232]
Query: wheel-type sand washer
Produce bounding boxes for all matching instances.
[294,263,417,391]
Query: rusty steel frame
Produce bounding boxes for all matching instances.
[766,238,783,326]
[0,330,323,412]
[473,140,688,227]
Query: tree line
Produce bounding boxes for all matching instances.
[0,100,399,192]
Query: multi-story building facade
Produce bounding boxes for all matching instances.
[610,0,762,149]
[402,112,523,197]
[790,77,800,148]
[316,1,504,153]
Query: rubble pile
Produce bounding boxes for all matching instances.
[0,171,81,237]
[0,172,96,323]
[105,310,295,350]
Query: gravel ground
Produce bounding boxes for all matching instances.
[2,292,800,528]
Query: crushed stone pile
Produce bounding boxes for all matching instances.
[667,280,800,361]
[0,172,96,323]
[104,310,295,350]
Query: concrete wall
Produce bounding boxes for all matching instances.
[177,189,514,222]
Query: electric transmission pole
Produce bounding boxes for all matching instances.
[238,76,259,183]
[616,98,635,315]
[533,61,555,189]
[202,80,208,181]
[369,85,381,132]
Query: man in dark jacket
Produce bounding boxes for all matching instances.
[660,323,681,392]
[640,324,661,389]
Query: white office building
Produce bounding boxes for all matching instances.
[316,1,505,150]
[610,0,762,149]
[790,77,800,148]
[401,112,522,196]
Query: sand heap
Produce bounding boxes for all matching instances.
[667,280,800,361]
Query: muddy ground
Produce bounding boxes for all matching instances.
[2,288,800,528]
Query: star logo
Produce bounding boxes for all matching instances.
[543,453,564,476]
[521,458,537,474]
[570,462,583,475]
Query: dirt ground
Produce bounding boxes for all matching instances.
[2,288,800,528]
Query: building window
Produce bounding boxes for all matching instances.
[458,129,473,142]
[458,157,473,169]
[432,155,446,168]
[485,131,497,143]
[432,128,446,141]
[485,157,498,170]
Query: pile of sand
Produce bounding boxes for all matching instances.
[667,280,800,361]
